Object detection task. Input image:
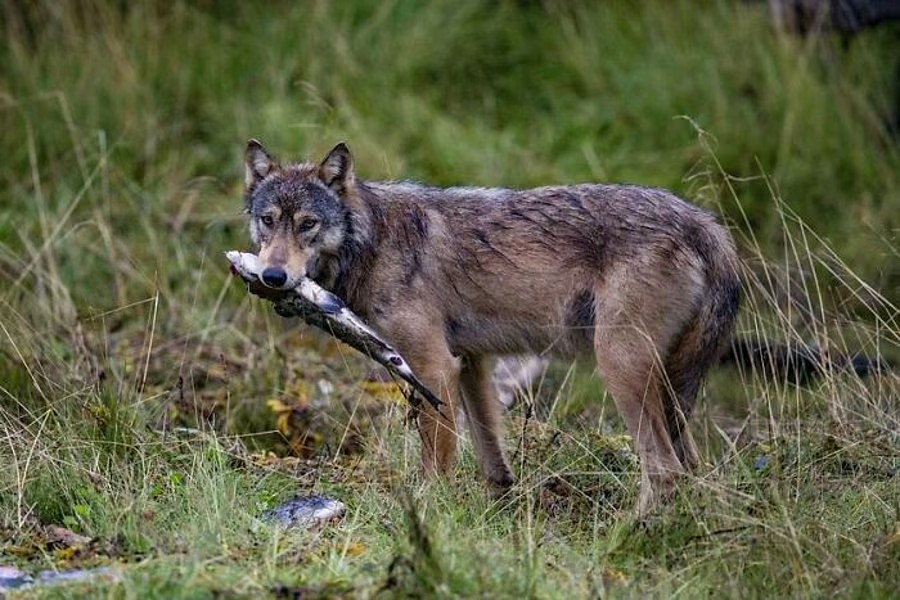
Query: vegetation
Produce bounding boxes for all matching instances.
[1,1,897,597]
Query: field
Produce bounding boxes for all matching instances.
[1,1,898,597]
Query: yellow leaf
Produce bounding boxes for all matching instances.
[276,412,291,435]
[602,567,628,586]
[345,541,366,557]
[267,399,291,414]
[361,381,405,403]
[54,546,77,561]
[249,451,282,466]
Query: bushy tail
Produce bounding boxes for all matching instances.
[718,337,890,385]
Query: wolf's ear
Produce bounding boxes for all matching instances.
[318,142,354,193]
[245,139,274,187]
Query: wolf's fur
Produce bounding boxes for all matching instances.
[243,140,742,514]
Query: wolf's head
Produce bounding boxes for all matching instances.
[243,140,356,289]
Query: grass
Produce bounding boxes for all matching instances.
[1,1,898,597]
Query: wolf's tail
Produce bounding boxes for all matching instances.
[718,337,890,385]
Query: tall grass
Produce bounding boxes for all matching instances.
[1,1,897,597]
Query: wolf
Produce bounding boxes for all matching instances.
[241,139,742,515]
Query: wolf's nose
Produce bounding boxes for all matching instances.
[261,267,288,288]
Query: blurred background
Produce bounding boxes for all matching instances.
[0,2,898,595]
[3,1,898,292]
[2,0,898,480]
[1,0,898,462]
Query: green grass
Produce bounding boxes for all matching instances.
[1,1,898,597]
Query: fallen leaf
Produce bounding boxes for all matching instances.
[345,541,366,557]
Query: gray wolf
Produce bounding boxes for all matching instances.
[242,139,742,515]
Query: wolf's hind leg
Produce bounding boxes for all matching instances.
[662,276,738,471]
[459,355,515,495]
[595,344,682,516]
[661,343,704,471]
[593,280,701,516]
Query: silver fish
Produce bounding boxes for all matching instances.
[260,495,346,529]
[226,251,443,411]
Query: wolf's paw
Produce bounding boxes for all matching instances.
[636,473,679,519]
[487,470,516,500]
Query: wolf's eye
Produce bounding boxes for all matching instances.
[260,215,274,228]
[299,218,318,232]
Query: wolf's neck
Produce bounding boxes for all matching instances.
[328,182,380,313]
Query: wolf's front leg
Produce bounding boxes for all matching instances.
[407,346,461,477]
[379,320,461,477]
[460,355,515,496]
